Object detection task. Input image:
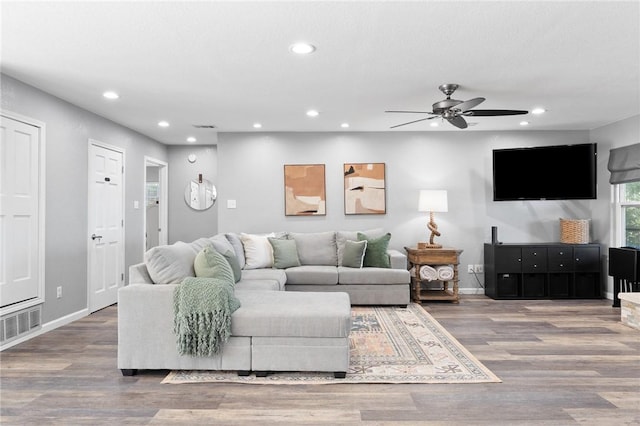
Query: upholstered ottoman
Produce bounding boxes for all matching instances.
[233,290,352,378]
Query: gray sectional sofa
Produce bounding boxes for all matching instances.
[118,229,410,376]
[129,229,410,305]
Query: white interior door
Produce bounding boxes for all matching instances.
[0,114,44,311]
[88,141,124,312]
[144,157,168,253]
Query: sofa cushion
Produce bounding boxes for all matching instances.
[341,240,368,268]
[285,265,339,285]
[240,269,287,290]
[290,231,337,266]
[358,232,391,268]
[240,233,275,269]
[208,234,235,255]
[144,241,197,284]
[190,237,213,253]
[231,291,351,338]
[235,279,282,292]
[337,266,410,285]
[268,237,301,269]
[225,233,246,269]
[336,228,384,266]
[194,246,235,285]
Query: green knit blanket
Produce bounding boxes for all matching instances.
[173,276,241,357]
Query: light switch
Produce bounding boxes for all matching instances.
[227,199,237,209]
[134,200,140,209]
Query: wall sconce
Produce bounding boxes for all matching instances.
[418,190,448,249]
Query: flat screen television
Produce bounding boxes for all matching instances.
[493,143,597,201]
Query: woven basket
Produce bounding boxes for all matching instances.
[560,219,590,244]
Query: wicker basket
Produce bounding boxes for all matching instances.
[560,218,590,244]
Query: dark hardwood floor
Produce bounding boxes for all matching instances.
[1,296,639,425]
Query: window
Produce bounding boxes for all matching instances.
[616,181,640,248]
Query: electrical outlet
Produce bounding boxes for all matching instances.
[56,286,62,298]
[475,264,484,273]
[467,264,474,273]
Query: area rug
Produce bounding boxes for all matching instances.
[162,303,500,384]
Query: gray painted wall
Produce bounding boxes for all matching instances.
[167,145,218,243]
[1,74,168,323]
[217,130,609,291]
[2,70,637,327]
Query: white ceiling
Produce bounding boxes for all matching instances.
[2,1,639,145]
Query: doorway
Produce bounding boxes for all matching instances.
[144,157,168,252]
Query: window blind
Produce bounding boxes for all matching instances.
[608,143,640,184]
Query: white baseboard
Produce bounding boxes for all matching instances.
[459,288,485,295]
[0,308,89,351]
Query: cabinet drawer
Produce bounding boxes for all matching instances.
[497,273,519,297]
[548,247,573,272]
[522,247,547,273]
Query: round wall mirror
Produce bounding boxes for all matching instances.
[185,177,217,210]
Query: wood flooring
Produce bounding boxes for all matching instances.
[1,296,639,425]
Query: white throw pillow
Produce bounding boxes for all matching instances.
[240,232,275,269]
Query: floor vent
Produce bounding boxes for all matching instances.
[1,305,42,346]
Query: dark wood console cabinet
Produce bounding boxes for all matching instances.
[484,243,601,300]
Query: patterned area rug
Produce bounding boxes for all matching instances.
[162,303,500,384]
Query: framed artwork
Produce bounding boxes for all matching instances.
[344,163,386,215]
[284,164,326,216]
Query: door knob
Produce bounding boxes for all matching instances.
[91,234,103,241]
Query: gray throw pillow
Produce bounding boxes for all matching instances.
[268,237,301,269]
[357,232,391,268]
[341,240,368,268]
[221,249,242,283]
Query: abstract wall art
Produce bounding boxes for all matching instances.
[284,164,326,216]
[344,163,386,215]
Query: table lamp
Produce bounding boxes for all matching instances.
[418,190,448,249]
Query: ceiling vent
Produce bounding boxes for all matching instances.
[192,124,217,129]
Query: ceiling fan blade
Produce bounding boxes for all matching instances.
[385,110,432,114]
[390,117,432,129]
[451,97,485,112]
[464,109,528,116]
[447,115,468,129]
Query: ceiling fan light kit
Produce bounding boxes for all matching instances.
[387,84,529,129]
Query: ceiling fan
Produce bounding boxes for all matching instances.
[386,84,528,129]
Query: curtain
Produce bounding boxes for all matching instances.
[608,143,640,184]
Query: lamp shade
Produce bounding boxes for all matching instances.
[418,190,448,212]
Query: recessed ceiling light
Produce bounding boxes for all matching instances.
[532,108,546,115]
[186,136,196,143]
[103,91,119,99]
[289,42,316,55]
[306,110,319,117]
[253,123,262,129]
[158,121,170,127]
[430,122,439,127]
[520,121,529,126]
[340,123,349,128]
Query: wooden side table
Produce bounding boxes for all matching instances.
[405,247,463,303]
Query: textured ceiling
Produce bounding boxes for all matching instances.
[2,1,639,144]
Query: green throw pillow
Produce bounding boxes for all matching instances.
[342,240,368,268]
[194,246,235,284]
[268,237,301,269]
[221,249,242,283]
[357,232,391,268]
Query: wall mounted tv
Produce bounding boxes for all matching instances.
[493,143,597,201]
